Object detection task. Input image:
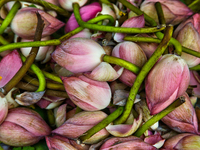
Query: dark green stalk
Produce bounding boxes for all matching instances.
[155,2,166,25]
[23,75,66,91]
[0,35,9,45]
[78,106,124,143]
[20,54,46,92]
[73,3,165,34]
[1,13,44,95]
[103,55,140,74]
[134,98,185,137]
[188,0,200,13]
[0,1,21,35]
[117,0,182,56]
[0,0,70,17]
[190,65,200,71]
[182,46,200,58]
[114,26,173,124]
[42,70,63,84]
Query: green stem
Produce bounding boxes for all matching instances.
[16,81,69,98]
[23,75,66,91]
[0,1,21,35]
[114,26,173,124]
[134,98,185,137]
[182,46,200,58]
[189,64,200,71]
[20,54,46,92]
[78,106,124,143]
[0,0,70,17]
[0,35,9,45]
[73,3,165,34]
[188,0,200,13]
[103,55,140,74]
[155,2,166,25]
[42,70,63,84]
[1,13,44,95]
[117,0,182,56]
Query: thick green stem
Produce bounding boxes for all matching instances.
[114,26,173,124]
[117,0,182,56]
[0,0,70,17]
[42,70,63,84]
[103,55,140,74]
[134,98,185,137]
[78,106,124,143]
[0,1,21,35]
[155,2,166,25]
[189,65,200,71]
[188,0,200,13]
[1,13,44,95]
[0,35,9,45]
[20,54,46,92]
[73,3,165,34]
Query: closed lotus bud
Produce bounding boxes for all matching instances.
[99,136,157,150]
[173,13,200,68]
[189,71,200,98]
[112,41,147,87]
[113,15,145,42]
[69,29,92,39]
[54,103,67,127]
[162,133,200,149]
[59,0,88,11]
[52,111,110,144]
[0,107,51,146]
[0,50,22,88]
[62,74,111,111]
[140,0,193,25]
[0,93,8,125]
[20,36,55,63]
[65,2,102,32]
[145,54,190,115]
[51,38,106,74]
[161,92,199,134]
[11,7,64,39]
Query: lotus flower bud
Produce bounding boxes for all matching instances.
[162,133,200,149]
[51,38,106,74]
[54,103,67,127]
[99,136,157,150]
[10,7,64,39]
[20,36,55,63]
[0,107,51,146]
[0,50,22,88]
[65,2,102,32]
[84,62,124,82]
[59,0,88,11]
[112,41,147,87]
[52,111,110,144]
[62,74,111,111]
[140,0,193,25]
[44,0,60,6]
[0,93,8,125]
[113,15,145,42]
[161,92,199,134]
[189,71,200,98]
[69,29,92,39]
[173,13,200,68]
[145,54,190,115]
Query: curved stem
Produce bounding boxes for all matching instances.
[42,70,63,84]
[20,54,46,92]
[155,2,166,25]
[188,0,200,13]
[0,1,21,35]
[114,26,173,124]
[73,3,165,34]
[103,55,140,74]
[0,0,70,17]
[78,106,124,143]
[134,98,185,137]
[0,35,9,45]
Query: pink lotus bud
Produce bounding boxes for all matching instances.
[173,13,200,68]
[106,108,142,137]
[140,0,193,25]
[20,36,55,63]
[162,133,200,149]
[145,54,190,115]
[11,7,64,39]
[59,0,88,11]
[113,15,145,42]
[84,62,124,82]
[0,93,8,125]
[0,107,51,146]
[189,71,200,98]
[65,2,102,32]
[44,0,60,6]
[62,74,111,111]
[161,92,199,134]
[0,50,22,88]
[52,111,110,144]
[99,136,157,150]
[54,103,67,127]
[69,29,92,39]
[51,38,106,73]
[112,41,147,87]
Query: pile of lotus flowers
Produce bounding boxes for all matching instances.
[0,0,200,149]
